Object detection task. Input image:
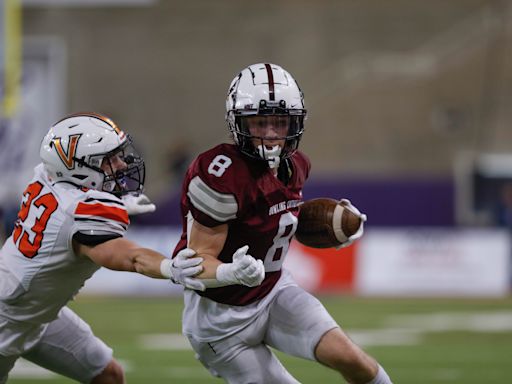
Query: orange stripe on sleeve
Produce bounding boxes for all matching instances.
[75,202,130,225]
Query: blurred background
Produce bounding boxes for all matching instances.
[1,0,512,383]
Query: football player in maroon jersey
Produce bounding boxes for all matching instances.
[172,63,392,384]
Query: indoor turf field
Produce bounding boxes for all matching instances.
[8,296,512,383]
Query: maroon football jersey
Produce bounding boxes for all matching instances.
[173,143,310,306]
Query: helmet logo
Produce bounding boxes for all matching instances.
[53,134,81,170]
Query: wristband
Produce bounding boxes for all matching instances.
[160,258,173,279]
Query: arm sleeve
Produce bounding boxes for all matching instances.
[73,232,122,246]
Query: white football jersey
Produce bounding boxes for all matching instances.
[0,164,128,326]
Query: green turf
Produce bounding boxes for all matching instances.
[8,296,512,383]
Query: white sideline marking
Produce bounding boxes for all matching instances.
[350,310,512,347]
[139,311,512,350]
[386,311,512,332]
[139,333,192,350]
[348,328,422,346]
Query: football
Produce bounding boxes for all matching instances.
[295,198,363,248]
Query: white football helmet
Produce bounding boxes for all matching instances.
[226,63,307,165]
[40,112,145,195]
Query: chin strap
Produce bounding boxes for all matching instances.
[257,145,281,169]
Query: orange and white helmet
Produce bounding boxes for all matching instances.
[40,112,145,195]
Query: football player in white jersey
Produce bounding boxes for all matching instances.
[172,64,393,383]
[0,112,212,383]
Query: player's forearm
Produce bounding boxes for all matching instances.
[188,220,228,280]
[129,247,167,279]
[188,245,265,288]
[92,246,166,278]
[187,237,225,280]
[80,237,167,278]
[193,253,222,280]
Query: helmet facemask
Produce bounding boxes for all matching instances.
[228,100,306,167]
[75,137,145,196]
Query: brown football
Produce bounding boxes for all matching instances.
[295,198,362,248]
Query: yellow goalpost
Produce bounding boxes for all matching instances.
[1,0,22,118]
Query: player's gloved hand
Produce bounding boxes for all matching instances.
[160,248,205,291]
[216,245,265,287]
[337,199,367,249]
[121,193,156,215]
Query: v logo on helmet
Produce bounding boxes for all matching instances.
[53,134,82,170]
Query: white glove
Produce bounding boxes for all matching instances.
[199,245,265,288]
[121,193,156,215]
[160,248,205,291]
[216,245,265,287]
[337,199,367,249]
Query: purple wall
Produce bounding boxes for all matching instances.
[302,176,455,227]
[134,176,455,227]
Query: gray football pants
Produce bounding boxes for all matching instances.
[188,285,339,384]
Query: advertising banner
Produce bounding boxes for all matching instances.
[356,228,510,297]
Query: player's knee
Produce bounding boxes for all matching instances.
[91,359,124,384]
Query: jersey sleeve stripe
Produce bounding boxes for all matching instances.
[188,194,236,222]
[84,197,123,207]
[75,202,130,225]
[75,217,128,230]
[188,176,237,222]
[191,176,238,204]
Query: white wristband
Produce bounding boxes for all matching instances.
[160,258,173,279]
